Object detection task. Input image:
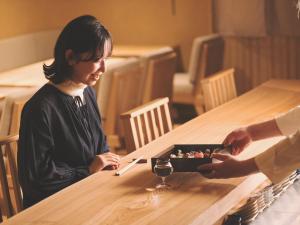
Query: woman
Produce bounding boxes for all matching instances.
[18,15,120,208]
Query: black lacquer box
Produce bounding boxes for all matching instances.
[151,144,225,172]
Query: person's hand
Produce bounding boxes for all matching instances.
[89,152,120,174]
[223,128,252,155]
[197,153,258,179]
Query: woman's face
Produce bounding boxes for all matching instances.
[70,41,111,86]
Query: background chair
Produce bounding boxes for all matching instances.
[0,90,34,220]
[0,135,22,220]
[0,88,36,136]
[198,68,237,112]
[173,34,224,114]
[95,58,144,123]
[95,58,145,151]
[140,47,177,104]
[121,97,172,153]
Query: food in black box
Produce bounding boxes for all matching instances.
[151,144,225,172]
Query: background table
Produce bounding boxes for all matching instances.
[112,45,171,58]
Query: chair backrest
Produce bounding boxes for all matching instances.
[103,59,145,140]
[0,135,22,219]
[142,50,177,104]
[121,97,172,153]
[92,57,126,110]
[200,68,237,111]
[8,101,26,135]
[188,34,224,89]
[0,88,36,136]
[95,58,142,121]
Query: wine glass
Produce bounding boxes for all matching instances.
[154,158,173,189]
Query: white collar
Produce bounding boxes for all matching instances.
[49,80,87,100]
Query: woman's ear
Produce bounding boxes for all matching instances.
[65,49,76,66]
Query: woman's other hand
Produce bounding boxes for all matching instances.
[197,153,258,179]
[89,152,120,174]
[223,128,252,155]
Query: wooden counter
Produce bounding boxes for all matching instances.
[2,79,300,225]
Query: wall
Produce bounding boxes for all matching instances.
[2,0,298,93]
[224,36,300,95]
[0,0,212,71]
[213,0,300,94]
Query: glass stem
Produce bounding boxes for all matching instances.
[161,177,166,185]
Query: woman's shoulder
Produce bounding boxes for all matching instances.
[84,86,98,105]
[84,86,96,98]
[23,84,66,115]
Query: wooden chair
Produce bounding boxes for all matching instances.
[173,34,224,114]
[0,135,22,220]
[140,48,177,104]
[8,101,26,135]
[199,68,237,111]
[95,58,144,121]
[121,97,172,153]
[100,58,145,150]
[0,89,34,136]
[0,92,30,220]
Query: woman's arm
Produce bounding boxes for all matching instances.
[86,86,121,172]
[18,108,90,197]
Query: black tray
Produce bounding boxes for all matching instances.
[151,144,225,172]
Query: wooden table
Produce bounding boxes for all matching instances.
[0,57,127,101]
[112,45,171,57]
[0,58,125,88]
[3,79,300,225]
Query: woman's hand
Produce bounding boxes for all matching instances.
[89,152,120,174]
[197,153,258,179]
[223,128,252,155]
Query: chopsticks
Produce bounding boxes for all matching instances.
[212,145,233,155]
[115,155,144,176]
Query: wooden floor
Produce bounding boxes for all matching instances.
[251,178,300,225]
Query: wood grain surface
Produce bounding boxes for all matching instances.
[2,79,300,225]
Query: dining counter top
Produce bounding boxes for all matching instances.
[2,79,300,225]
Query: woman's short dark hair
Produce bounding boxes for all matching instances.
[43,15,113,84]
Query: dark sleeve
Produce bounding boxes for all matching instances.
[99,133,109,154]
[86,87,110,154]
[18,106,90,196]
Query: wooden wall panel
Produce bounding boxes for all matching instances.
[224,37,300,94]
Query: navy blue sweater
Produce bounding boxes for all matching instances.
[18,84,108,208]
